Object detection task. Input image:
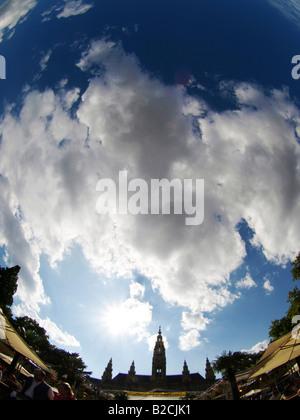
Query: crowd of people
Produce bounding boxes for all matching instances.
[268,376,300,400]
[252,375,300,401]
[0,364,76,400]
[2,362,300,401]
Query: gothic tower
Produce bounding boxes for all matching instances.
[101,358,113,387]
[127,361,136,390]
[182,360,191,390]
[151,327,166,385]
[205,357,216,384]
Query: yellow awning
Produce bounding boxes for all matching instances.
[0,352,31,377]
[0,309,52,374]
[248,330,300,379]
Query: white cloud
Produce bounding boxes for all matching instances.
[242,339,269,354]
[38,317,80,347]
[130,281,145,299]
[0,0,37,43]
[236,273,257,290]
[13,303,80,347]
[263,279,275,294]
[181,312,210,331]
[0,39,300,346]
[179,330,201,351]
[101,297,153,342]
[179,312,210,351]
[56,0,93,19]
[39,50,52,72]
[147,332,169,352]
[267,0,300,29]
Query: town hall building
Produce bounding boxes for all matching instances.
[97,327,215,392]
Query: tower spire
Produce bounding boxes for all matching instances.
[151,326,166,385]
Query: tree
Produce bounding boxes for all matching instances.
[213,351,241,400]
[0,264,89,390]
[11,316,51,355]
[43,346,87,388]
[0,265,20,318]
[213,351,262,400]
[269,286,300,340]
[269,252,300,341]
[291,252,300,281]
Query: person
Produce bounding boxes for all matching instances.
[21,368,54,400]
[54,382,76,400]
[269,387,281,400]
[7,374,22,400]
[293,377,300,392]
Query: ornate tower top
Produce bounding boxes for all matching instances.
[182,360,191,389]
[205,357,216,384]
[101,358,113,385]
[151,327,166,383]
[128,361,136,378]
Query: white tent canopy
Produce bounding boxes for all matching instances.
[248,330,300,379]
[0,309,52,374]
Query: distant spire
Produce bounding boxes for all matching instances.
[205,357,216,384]
[101,358,113,385]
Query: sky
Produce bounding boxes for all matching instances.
[0,0,299,379]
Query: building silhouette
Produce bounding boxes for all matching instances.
[96,327,214,391]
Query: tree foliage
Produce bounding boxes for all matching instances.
[43,346,87,387]
[269,252,300,341]
[213,351,262,400]
[0,264,88,388]
[0,265,20,318]
[291,252,300,282]
[11,316,50,355]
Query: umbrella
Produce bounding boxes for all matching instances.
[0,352,31,377]
[248,330,300,379]
[0,309,52,374]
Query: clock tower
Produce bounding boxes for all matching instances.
[151,327,166,386]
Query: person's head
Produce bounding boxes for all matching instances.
[57,382,74,398]
[34,369,46,382]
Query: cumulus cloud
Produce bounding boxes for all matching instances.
[56,0,93,19]
[130,281,145,299]
[181,312,210,331]
[263,279,275,294]
[0,39,299,348]
[0,0,37,43]
[13,302,80,347]
[267,0,300,29]
[242,339,269,354]
[109,298,153,340]
[179,330,201,351]
[147,332,169,352]
[236,272,257,290]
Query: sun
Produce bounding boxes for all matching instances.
[99,297,152,338]
[101,303,135,337]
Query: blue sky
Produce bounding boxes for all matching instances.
[0,0,299,380]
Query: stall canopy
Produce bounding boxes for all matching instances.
[248,330,300,379]
[0,309,52,374]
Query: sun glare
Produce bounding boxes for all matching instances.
[102,303,135,336]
